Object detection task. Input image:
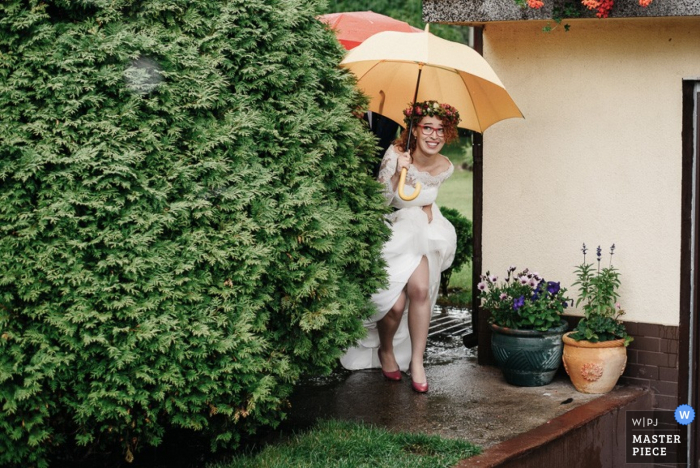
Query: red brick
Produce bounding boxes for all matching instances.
[623,320,639,336]
[654,394,679,410]
[629,336,661,352]
[637,351,673,367]
[637,322,662,338]
[624,363,659,380]
[660,326,679,340]
[658,366,679,382]
[666,354,678,368]
[650,380,678,396]
[659,338,679,354]
[618,376,650,388]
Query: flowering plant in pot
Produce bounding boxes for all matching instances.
[480,267,571,332]
[563,244,633,393]
[569,244,633,345]
[478,267,572,386]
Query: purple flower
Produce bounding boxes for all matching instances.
[596,245,602,261]
[528,278,538,288]
[513,296,525,310]
[499,293,508,300]
[547,281,561,295]
[489,275,498,282]
[519,276,529,285]
[477,282,487,291]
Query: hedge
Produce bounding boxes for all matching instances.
[0,0,389,465]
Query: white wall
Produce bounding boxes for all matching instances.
[481,17,700,325]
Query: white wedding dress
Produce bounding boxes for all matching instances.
[340,145,457,371]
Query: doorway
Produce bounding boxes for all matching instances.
[680,79,700,466]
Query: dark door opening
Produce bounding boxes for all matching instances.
[680,79,699,466]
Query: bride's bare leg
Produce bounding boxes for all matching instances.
[377,291,406,371]
[407,256,430,384]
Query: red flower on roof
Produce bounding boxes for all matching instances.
[524,0,653,16]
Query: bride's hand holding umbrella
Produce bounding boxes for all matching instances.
[394,150,421,202]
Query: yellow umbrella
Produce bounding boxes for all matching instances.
[340,28,523,200]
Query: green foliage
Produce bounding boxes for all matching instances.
[439,207,472,296]
[320,0,471,45]
[0,0,390,465]
[480,268,572,332]
[569,244,633,345]
[215,419,480,468]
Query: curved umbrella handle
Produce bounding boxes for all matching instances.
[398,167,421,201]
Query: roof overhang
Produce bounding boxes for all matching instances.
[423,0,700,26]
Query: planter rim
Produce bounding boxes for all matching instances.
[562,331,627,348]
[489,319,568,336]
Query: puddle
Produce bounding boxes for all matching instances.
[426,333,477,364]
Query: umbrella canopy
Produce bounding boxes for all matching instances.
[317,11,422,51]
[340,30,523,133]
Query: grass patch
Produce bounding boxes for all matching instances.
[436,169,473,220]
[437,134,473,220]
[440,134,473,169]
[213,419,480,468]
[438,137,474,299]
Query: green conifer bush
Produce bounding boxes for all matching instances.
[439,207,473,296]
[0,0,389,465]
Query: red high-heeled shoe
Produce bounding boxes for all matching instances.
[411,380,429,393]
[378,350,402,381]
[409,364,428,393]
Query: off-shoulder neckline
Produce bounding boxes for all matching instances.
[388,145,453,178]
[411,156,453,178]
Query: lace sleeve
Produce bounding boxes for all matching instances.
[376,145,399,204]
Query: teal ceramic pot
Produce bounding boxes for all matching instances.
[490,320,568,387]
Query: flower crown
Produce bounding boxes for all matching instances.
[403,100,461,128]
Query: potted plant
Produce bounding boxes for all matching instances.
[562,244,633,394]
[478,267,572,387]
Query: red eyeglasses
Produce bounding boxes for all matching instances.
[416,124,445,137]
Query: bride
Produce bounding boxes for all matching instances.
[341,100,460,393]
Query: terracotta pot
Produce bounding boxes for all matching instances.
[562,332,627,394]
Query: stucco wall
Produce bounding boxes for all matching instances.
[480,17,700,325]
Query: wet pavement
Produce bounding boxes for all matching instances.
[283,306,602,450]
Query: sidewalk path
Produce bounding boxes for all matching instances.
[285,357,601,449]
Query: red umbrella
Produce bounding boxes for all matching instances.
[317,11,422,51]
